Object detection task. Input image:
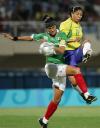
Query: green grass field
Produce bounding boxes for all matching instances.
[0,107,100,128]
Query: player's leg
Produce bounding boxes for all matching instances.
[66,65,87,93]
[52,63,88,95]
[39,64,66,128]
[39,87,64,128]
[44,79,65,121]
[64,49,97,103]
[64,50,83,94]
[66,66,87,93]
[68,75,97,103]
[68,75,82,94]
[65,65,97,103]
[47,63,88,97]
[64,50,77,66]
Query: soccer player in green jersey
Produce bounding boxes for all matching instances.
[3,16,97,128]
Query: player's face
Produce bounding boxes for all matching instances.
[47,25,57,36]
[71,10,83,23]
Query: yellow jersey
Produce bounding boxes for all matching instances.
[60,18,83,50]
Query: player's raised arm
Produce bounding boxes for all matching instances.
[2,33,33,41]
[15,36,33,41]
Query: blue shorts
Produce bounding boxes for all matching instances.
[64,47,83,66]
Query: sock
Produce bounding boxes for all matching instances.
[84,92,90,99]
[83,42,92,56]
[43,117,48,124]
[44,101,58,121]
[74,74,88,93]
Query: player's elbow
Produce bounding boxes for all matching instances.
[54,47,64,54]
[56,47,65,54]
[60,49,65,54]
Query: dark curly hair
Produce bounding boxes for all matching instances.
[69,6,84,16]
[42,15,56,28]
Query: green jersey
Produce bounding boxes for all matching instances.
[31,30,67,64]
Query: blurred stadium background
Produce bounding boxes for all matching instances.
[0,0,100,128]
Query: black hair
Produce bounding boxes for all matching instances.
[69,6,84,16]
[42,15,56,28]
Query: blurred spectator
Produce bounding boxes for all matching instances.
[0,0,99,35]
[0,0,99,21]
[11,3,30,21]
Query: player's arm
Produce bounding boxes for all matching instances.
[17,34,45,41]
[2,33,46,42]
[54,40,66,54]
[54,46,65,54]
[67,37,81,43]
[60,22,70,36]
[16,36,33,41]
[39,40,66,56]
[2,33,33,41]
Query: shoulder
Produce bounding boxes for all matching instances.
[60,18,72,29]
[37,33,46,37]
[59,31,67,36]
[58,31,67,39]
[60,18,71,25]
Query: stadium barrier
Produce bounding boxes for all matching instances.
[0,21,100,55]
[0,88,99,108]
[0,70,100,89]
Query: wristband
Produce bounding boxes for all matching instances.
[13,36,18,41]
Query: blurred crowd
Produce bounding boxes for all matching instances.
[0,0,100,35]
[0,0,100,22]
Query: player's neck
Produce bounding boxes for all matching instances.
[71,17,79,24]
[50,33,56,37]
[49,31,57,37]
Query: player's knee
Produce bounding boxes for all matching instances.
[74,67,81,74]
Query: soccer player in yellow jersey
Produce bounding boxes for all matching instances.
[60,7,83,51]
[60,6,93,96]
[60,6,92,64]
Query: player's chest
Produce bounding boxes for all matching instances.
[71,24,82,36]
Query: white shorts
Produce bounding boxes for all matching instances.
[45,63,68,91]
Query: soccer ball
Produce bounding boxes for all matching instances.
[39,42,55,56]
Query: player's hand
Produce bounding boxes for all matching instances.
[2,33,18,41]
[2,33,14,40]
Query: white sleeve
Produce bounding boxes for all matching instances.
[31,34,34,39]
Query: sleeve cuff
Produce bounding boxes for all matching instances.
[31,34,34,39]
